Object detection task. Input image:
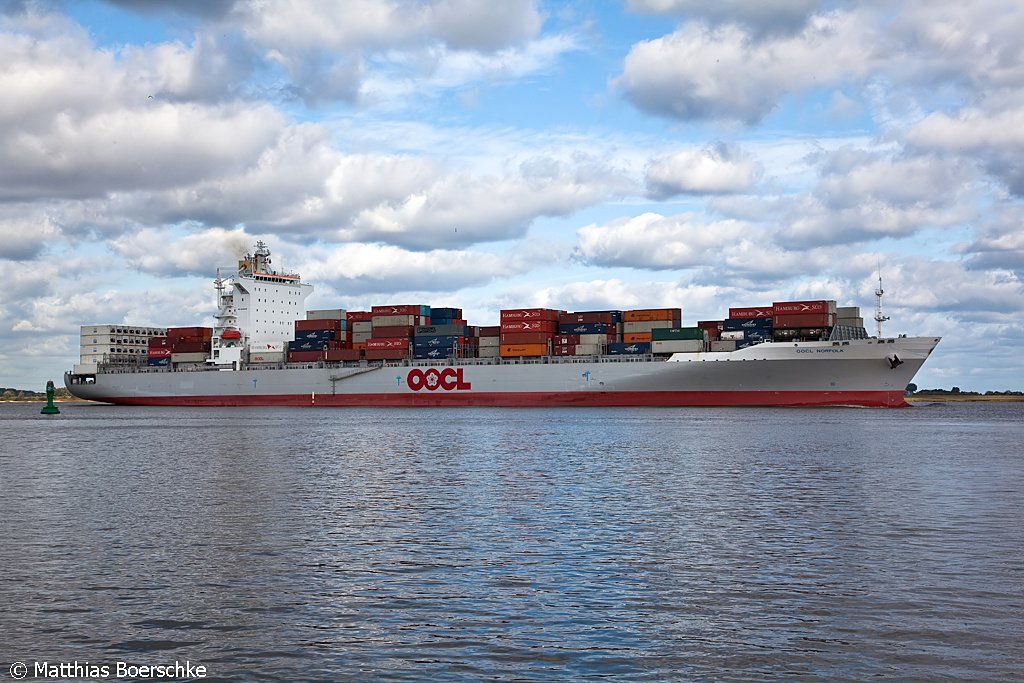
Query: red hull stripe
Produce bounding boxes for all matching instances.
[85,390,910,408]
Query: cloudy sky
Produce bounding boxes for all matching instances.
[2,0,1022,392]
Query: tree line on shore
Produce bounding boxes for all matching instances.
[905,384,1022,396]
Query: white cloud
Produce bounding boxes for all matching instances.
[614,12,878,124]
[626,0,825,35]
[297,242,517,294]
[645,143,759,197]
[576,212,749,269]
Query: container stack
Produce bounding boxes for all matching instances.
[611,308,681,355]
[477,326,500,358]
[367,305,430,361]
[697,320,726,350]
[499,308,561,357]
[553,311,619,356]
[413,307,477,360]
[166,327,212,365]
[723,306,775,349]
[288,311,351,363]
[147,335,172,367]
[651,327,707,354]
[772,300,837,341]
[248,341,286,364]
[348,311,373,354]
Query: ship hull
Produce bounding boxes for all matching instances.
[66,337,940,408]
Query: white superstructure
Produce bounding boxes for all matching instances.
[211,241,312,366]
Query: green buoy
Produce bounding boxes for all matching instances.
[41,380,60,415]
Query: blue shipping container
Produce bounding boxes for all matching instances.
[147,357,170,366]
[607,342,651,355]
[723,317,773,331]
[414,325,469,337]
[430,307,462,319]
[558,322,613,335]
[288,339,329,351]
[413,347,455,360]
[294,329,338,341]
[413,335,463,348]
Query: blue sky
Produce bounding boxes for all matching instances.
[1,0,1022,392]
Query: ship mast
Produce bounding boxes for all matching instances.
[874,272,890,337]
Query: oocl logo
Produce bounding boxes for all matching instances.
[407,368,472,392]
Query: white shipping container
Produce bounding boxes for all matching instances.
[171,352,209,363]
[74,363,98,374]
[720,330,745,341]
[652,339,704,354]
[249,342,285,353]
[623,320,679,334]
[710,340,737,352]
[836,306,860,318]
[249,352,286,363]
[837,317,864,327]
[574,344,604,355]
[372,314,419,327]
[477,346,500,357]
[478,336,500,347]
[578,334,609,345]
[352,321,373,333]
[353,331,372,343]
[307,309,347,320]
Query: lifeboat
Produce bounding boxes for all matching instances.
[221,329,242,340]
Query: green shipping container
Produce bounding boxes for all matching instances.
[651,327,706,341]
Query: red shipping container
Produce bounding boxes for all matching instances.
[553,345,576,356]
[696,320,724,331]
[365,348,409,360]
[366,337,410,350]
[372,325,414,338]
[478,326,501,337]
[773,313,836,329]
[772,300,833,315]
[325,349,362,362]
[148,336,170,348]
[729,306,774,319]
[371,304,428,316]
[167,326,212,339]
[500,308,561,322]
[500,332,553,344]
[171,341,208,353]
[288,350,323,362]
[500,320,557,333]
[559,311,616,325]
[147,347,172,358]
[553,334,581,345]
[347,311,373,322]
[295,318,342,331]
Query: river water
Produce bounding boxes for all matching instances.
[1,401,1022,681]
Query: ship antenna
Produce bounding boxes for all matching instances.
[874,269,890,337]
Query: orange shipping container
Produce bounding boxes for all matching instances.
[623,332,652,343]
[623,308,682,322]
[500,343,548,357]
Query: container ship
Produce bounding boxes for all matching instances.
[65,242,940,408]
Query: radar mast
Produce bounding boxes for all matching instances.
[874,271,890,337]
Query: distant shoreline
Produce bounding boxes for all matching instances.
[906,395,1024,403]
